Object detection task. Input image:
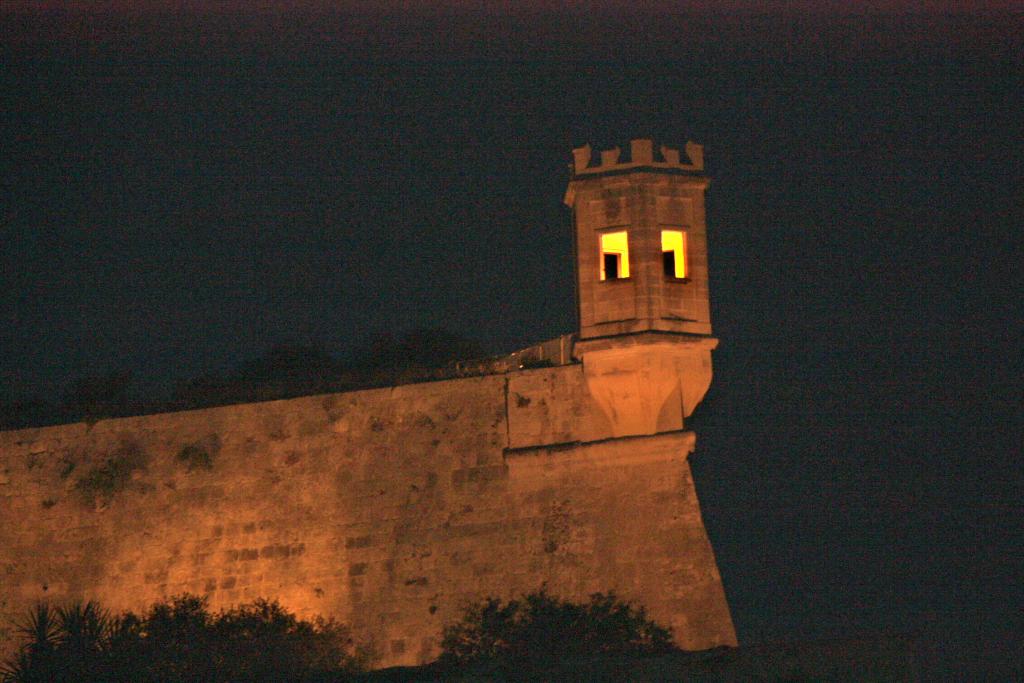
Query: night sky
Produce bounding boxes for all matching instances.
[2,4,1022,677]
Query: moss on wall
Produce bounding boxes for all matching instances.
[74,441,149,506]
[0,366,734,669]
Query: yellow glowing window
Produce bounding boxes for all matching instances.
[662,230,687,279]
[600,231,630,280]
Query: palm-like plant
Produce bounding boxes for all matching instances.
[55,602,113,679]
[0,651,32,683]
[1,602,118,683]
[3,595,363,681]
[1,604,60,682]
[21,604,59,649]
[57,601,110,652]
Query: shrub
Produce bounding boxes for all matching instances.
[209,600,359,680]
[0,601,113,682]
[440,590,673,669]
[1,595,363,682]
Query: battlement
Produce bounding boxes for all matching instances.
[570,138,704,177]
[0,140,735,671]
[565,137,713,339]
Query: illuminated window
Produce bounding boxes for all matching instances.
[661,230,687,279]
[600,231,630,280]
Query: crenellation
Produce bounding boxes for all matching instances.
[569,138,705,177]
[0,140,735,669]
[600,146,621,166]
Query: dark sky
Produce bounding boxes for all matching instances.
[2,5,1022,677]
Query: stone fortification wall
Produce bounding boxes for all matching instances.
[0,365,734,668]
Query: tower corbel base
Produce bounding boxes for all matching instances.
[574,333,718,439]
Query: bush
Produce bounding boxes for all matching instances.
[440,590,673,669]
[1,595,363,683]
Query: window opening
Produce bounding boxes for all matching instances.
[604,253,621,280]
[661,230,687,279]
[600,231,630,280]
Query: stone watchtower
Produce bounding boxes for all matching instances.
[565,139,718,438]
[0,138,737,668]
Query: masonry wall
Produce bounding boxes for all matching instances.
[0,365,735,668]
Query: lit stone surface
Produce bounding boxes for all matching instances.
[0,140,736,668]
[566,140,712,339]
[0,368,734,667]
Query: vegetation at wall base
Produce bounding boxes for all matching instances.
[438,590,674,671]
[3,591,682,681]
[0,595,364,683]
